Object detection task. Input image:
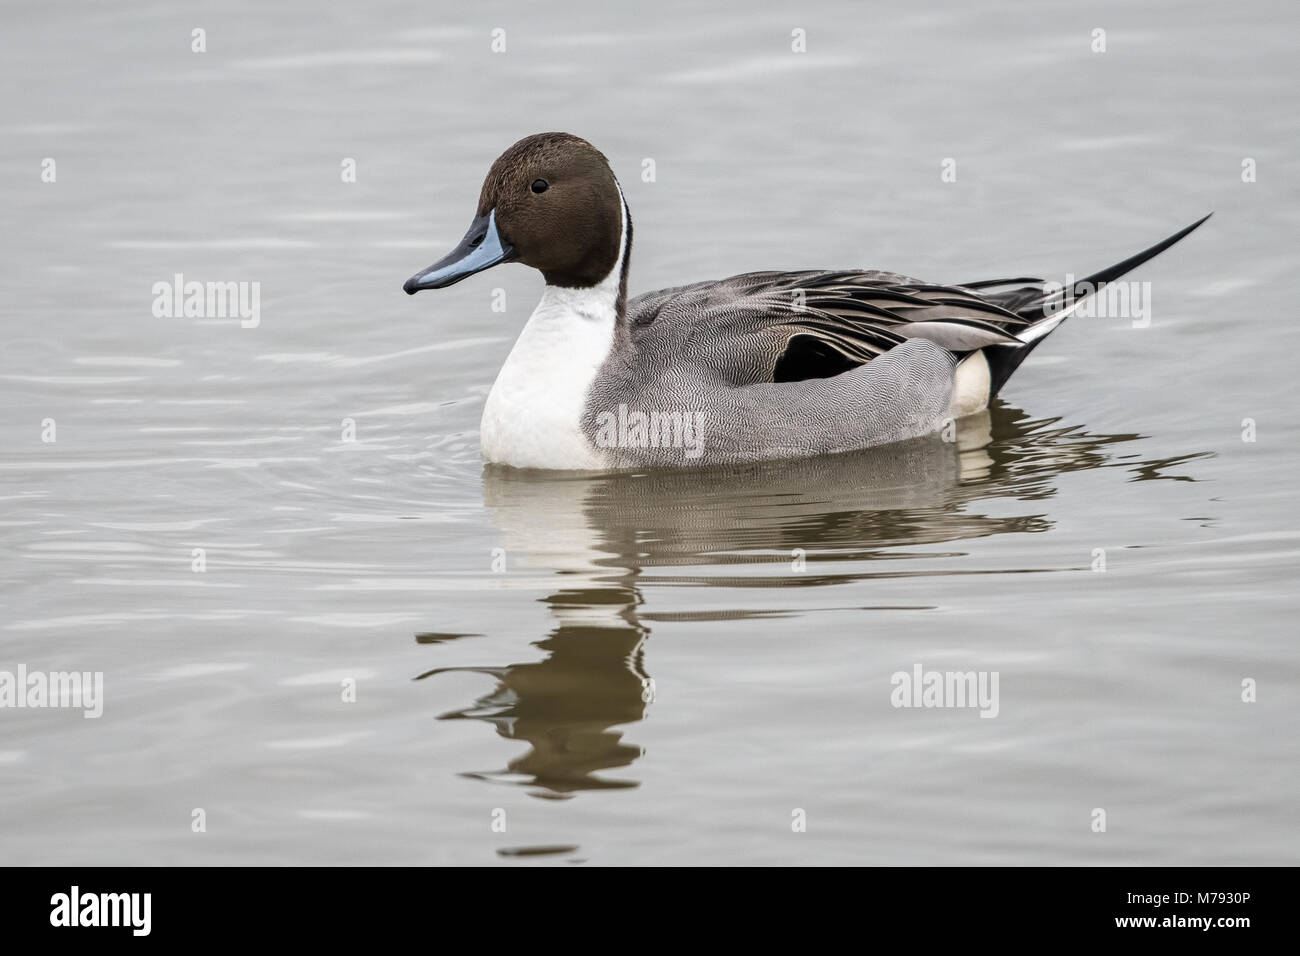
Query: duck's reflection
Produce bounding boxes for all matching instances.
[415,403,1205,797]
[416,587,648,798]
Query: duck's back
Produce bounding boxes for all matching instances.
[620,269,1036,389]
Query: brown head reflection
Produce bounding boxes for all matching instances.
[416,586,649,798]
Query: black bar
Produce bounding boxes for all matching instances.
[3,866,1280,941]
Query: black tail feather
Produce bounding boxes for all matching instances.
[1020,212,1212,321]
[984,213,1212,397]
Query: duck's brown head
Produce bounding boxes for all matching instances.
[404,132,626,293]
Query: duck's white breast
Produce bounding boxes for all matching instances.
[480,286,616,470]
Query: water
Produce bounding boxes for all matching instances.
[2,0,1297,865]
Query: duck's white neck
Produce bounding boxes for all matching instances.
[480,188,628,469]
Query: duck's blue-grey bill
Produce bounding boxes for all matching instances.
[404,210,516,293]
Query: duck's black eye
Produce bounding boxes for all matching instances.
[531,179,549,194]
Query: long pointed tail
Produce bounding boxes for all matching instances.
[985,213,1211,396]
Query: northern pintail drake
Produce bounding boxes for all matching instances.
[404,132,1208,470]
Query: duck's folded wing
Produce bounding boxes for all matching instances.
[626,270,1044,385]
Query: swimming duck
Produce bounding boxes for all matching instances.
[404,132,1208,470]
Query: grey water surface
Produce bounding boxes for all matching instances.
[1,0,1297,864]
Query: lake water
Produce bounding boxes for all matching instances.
[1,0,1297,865]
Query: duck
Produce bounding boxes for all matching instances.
[404,132,1208,471]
